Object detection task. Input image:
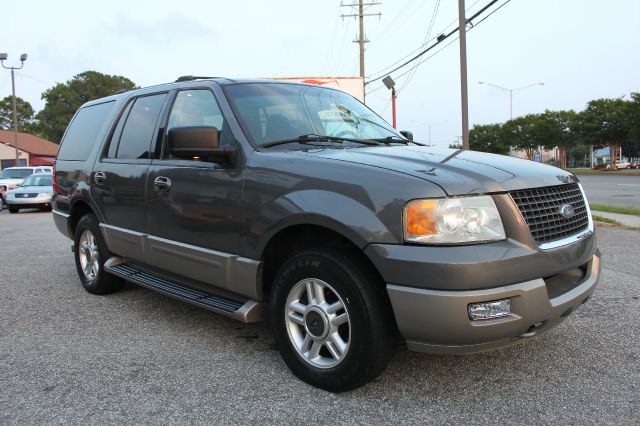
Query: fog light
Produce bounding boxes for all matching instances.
[468,299,511,320]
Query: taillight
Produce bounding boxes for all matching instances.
[52,163,58,194]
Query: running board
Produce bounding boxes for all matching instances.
[104,257,266,323]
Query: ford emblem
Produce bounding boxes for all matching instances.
[559,204,575,219]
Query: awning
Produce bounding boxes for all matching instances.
[30,156,55,166]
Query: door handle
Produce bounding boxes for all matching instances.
[153,176,172,192]
[94,171,106,184]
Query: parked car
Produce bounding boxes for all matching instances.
[52,77,601,392]
[6,173,54,213]
[0,166,53,191]
[605,161,631,169]
[629,162,640,169]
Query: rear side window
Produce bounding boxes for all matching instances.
[57,101,116,161]
[113,94,167,160]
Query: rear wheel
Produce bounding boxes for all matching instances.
[74,214,124,295]
[270,249,396,392]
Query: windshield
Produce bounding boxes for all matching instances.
[0,168,33,179]
[20,175,52,187]
[225,83,402,147]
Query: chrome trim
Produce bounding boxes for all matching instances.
[538,184,594,250]
[52,209,70,219]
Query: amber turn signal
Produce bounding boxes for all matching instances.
[405,199,437,237]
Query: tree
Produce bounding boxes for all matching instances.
[37,71,137,143]
[0,96,37,134]
[501,114,556,160]
[578,97,630,170]
[541,110,579,169]
[469,123,509,155]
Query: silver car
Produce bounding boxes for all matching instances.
[6,173,54,213]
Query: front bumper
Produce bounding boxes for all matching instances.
[7,194,53,206]
[386,251,601,354]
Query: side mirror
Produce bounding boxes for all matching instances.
[167,126,234,163]
[399,130,413,141]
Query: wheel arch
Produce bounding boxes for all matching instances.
[259,222,387,302]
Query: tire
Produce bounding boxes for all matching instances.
[73,213,124,295]
[8,207,18,213]
[270,249,396,392]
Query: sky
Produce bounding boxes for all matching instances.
[1,0,639,146]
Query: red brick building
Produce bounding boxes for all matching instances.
[0,130,58,170]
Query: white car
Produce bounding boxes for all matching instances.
[0,166,53,192]
[5,173,54,213]
[606,161,631,169]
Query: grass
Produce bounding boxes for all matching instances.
[592,214,640,232]
[592,215,619,224]
[567,168,640,175]
[590,204,640,217]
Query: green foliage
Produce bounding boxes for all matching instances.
[469,123,509,154]
[36,71,137,143]
[500,113,556,160]
[578,98,629,146]
[0,96,37,134]
[469,93,639,168]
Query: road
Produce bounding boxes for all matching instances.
[0,211,638,424]
[578,174,640,207]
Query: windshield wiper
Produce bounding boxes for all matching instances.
[371,136,426,146]
[262,134,381,148]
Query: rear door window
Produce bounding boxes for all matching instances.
[112,94,167,160]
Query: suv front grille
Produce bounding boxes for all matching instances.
[510,184,589,245]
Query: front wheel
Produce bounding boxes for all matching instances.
[8,206,18,213]
[270,249,396,392]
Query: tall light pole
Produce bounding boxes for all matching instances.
[412,119,447,145]
[478,81,544,119]
[382,76,397,128]
[458,0,469,149]
[0,53,28,166]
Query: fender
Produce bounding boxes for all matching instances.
[250,189,402,259]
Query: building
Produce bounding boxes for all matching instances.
[0,130,58,170]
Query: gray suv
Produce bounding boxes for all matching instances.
[52,77,601,392]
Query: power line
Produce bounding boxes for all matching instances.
[366,0,482,80]
[398,0,441,93]
[365,0,500,86]
[340,1,382,102]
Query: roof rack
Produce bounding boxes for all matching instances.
[175,75,217,82]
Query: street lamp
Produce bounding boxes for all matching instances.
[478,81,544,119]
[1,52,28,166]
[382,75,397,129]
[412,119,447,145]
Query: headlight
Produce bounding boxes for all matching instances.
[404,195,506,244]
[7,193,15,200]
[38,192,53,198]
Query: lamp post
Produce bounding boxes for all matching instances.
[382,75,397,129]
[478,81,544,120]
[412,119,447,145]
[0,53,28,166]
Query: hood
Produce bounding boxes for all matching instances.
[9,185,53,194]
[289,145,577,196]
[0,178,26,187]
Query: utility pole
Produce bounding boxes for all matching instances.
[0,52,28,165]
[458,0,469,149]
[341,1,381,103]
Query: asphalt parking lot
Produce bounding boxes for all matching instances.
[0,210,638,424]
